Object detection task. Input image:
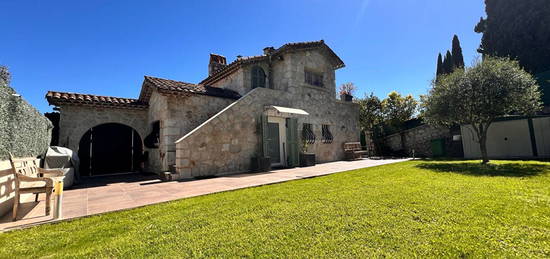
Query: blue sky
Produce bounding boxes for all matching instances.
[1,0,484,113]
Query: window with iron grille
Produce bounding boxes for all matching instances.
[305,70,323,87]
[321,124,333,144]
[301,123,316,144]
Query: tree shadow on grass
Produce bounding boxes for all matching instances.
[416,162,549,177]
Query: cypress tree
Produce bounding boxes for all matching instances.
[443,51,453,74]
[476,0,550,74]
[452,35,465,69]
[436,53,444,76]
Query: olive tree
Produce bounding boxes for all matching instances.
[422,57,542,163]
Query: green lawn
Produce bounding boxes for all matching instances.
[1,160,549,258]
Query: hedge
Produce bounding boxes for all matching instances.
[0,67,52,160]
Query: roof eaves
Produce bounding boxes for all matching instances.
[46,91,148,110]
[200,55,267,85]
[272,40,345,69]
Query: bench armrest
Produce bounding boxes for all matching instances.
[16,174,54,187]
[38,168,65,178]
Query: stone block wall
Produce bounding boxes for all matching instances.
[161,94,235,171]
[145,90,236,173]
[272,50,337,96]
[174,89,262,178]
[210,68,247,95]
[210,49,337,100]
[297,98,359,162]
[383,124,452,157]
[146,90,168,172]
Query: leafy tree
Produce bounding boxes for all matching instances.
[422,57,542,163]
[451,35,465,69]
[357,93,383,132]
[475,0,550,74]
[436,53,444,77]
[381,91,418,130]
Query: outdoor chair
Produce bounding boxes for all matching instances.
[9,153,64,221]
[343,142,368,161]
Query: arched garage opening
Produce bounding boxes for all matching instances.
[78,123,143,176]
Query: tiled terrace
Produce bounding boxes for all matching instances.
[0,158,409,231]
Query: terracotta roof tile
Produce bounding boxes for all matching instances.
[139,76,241,101]
[46,91,148,109]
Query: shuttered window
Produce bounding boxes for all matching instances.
[251,66,266,89]
[286,118,299,167]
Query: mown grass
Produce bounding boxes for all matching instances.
[0,160,549,258]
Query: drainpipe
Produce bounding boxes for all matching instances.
[263,47,275,89]
[268,56,274,89]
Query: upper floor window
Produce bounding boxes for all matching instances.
[305,70,324,87]
[251,66,266,89]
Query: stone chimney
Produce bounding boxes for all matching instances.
[209,54,227,76]
[263,47,275,55]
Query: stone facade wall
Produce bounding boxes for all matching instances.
[211,49,336,98]
[175,90,261,178]
[174,86,359,179]
[162,94,235,171]
[210,68,246,95]
[296,92,359,162]
[58,105,148,155]
[271,50,337,96]
[174,48,359,179]
[383,124,452,157]
[145,90,236,172]
[167,94,235,140]
[146,90,169,172]
[210,63,273,96]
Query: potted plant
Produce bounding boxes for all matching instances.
[251,156,271,172]
[339,82,356,102]
[299,140,316,167]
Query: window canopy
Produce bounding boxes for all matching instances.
[265,106,309,117]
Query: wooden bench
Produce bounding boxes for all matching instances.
[343,142,368,161]
[9,153,64,221]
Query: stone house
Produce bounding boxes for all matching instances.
[46,40,360,179]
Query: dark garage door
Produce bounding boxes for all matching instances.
[78,123,142,176]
